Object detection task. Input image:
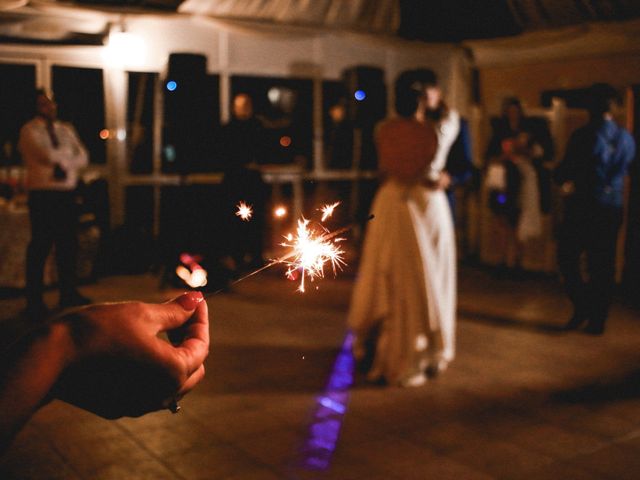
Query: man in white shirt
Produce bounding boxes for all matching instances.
[19,89,90,317]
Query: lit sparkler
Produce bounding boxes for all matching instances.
[235,201,253,221]
[202,203,373,295]
[320,202,340,222]
[280,217,346,293]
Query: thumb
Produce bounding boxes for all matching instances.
[148,291,205,331]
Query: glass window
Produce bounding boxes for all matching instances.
[230,75,313,169]
[323,80,353,170]
[162,74,220,173]
[52,66,106,164]
[127,72,157,174]
[0,63,36,167]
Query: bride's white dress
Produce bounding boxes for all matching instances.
[348,113,458,386]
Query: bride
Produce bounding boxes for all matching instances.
[348,71,456,387]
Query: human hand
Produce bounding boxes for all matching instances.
[51,292,209,419]
[437,171,452,190]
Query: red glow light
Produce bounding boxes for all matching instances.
[280,136,292,147]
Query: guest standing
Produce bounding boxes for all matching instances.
[18,89,90,318]
[348,71,455,387]
[484,97,553,273]
[218,93,268,271]
[555,83,635,335]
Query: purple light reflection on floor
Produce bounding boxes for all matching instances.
[296,331,355,472]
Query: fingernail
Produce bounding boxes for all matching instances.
[176,291,204,310]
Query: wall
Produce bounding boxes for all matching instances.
[478,53,640,114]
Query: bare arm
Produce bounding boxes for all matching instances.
[18,124,58,166]
[62,123,89,169]
[0,292,209,453]
[0,322,74,451]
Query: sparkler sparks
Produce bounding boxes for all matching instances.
[280,217,346,293]
[320,202,340,222]
[235,201,253,221]
[202,202,372,296]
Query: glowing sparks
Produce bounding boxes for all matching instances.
[320,202,340,222]
[274,205,288,219]
[203,202,361,296]
[280,217,345,293]
[235,201,253,221]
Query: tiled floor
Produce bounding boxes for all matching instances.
[1,266,639,479]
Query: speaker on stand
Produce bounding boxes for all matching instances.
[163,53,219,174]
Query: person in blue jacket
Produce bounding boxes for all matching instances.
[555,83,636,335]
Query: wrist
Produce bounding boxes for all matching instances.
[0,321,77,445]
[48,320,78,369]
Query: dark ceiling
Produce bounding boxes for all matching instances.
[398,0,640,42]
[66,0,640,41]
[3,0,640,45]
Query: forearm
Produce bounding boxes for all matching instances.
[21,141,58,166]
[0,322,75,453]
[68,128,89,168]
[69,143,89,169]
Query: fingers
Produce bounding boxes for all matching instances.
[145,292,205,332]
[174,299,210,374]
[176,364,205,398]
[153,298,209,377]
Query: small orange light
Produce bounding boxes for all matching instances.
[99,129,110,140]
[280,135,292,147]
[274,205,287,218]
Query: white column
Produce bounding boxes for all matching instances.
[103,68,128,228]
[219,30,230,125]
[550,97,567,163]
[312,38,324,173]
[312,76,324,173]
[152,74,163,238]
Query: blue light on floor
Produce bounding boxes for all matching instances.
[354,90,366,101]
[166,80,177,91]
[295,331,355,472]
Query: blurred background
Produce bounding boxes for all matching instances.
[2,3,640,480]
[0,0,639,293]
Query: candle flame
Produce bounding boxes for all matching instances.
[320,202,340,222]
[235,201,253,221]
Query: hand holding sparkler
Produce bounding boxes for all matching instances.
[0,292,209,452]
[51,292,209,419]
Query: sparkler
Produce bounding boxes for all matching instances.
[280,217,346,293]
[235,201,253,221]
[201,202,373,296]
[320,202,340,222]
